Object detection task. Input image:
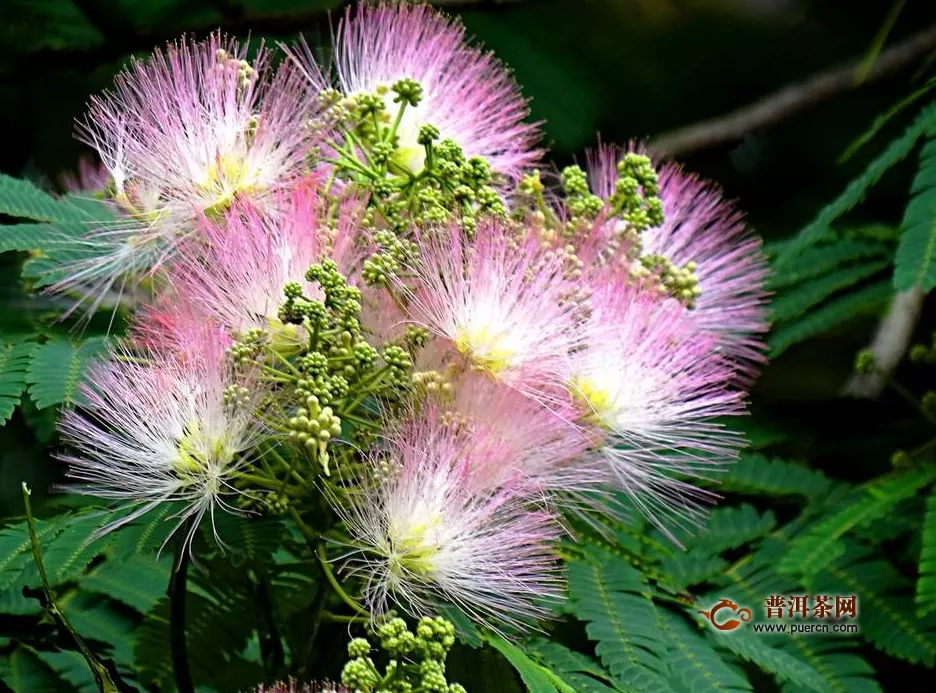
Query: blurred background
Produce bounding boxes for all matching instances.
[3,1,936,688]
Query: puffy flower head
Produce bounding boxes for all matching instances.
[403,217,580,401]
[437,371,595,493]
[588,144,769,377]
[565,281,745,538]
[58,325,267,547]
[66,34,320,311]
[296,3,540,177]
[331,415,563,631]
[168,179,364,347]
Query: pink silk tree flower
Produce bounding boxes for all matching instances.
[65,33,321,314]
[58,325,267,549]
[167,180,364,349]
[329,414,563,632]
[564,281,746,539]
[587,144,769,379]
[438,371,596,494]
[402,217,581,404]
[291,2,541,177]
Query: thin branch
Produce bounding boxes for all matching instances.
[22,483,121,693]
[841,287,926,399]
[650,24,936,157]
[169,523,196,693]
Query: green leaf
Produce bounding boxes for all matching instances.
[839,76,936,162]
[776,638,882,693]
[0,173,89,223]
[485,636,564,693]
[27,337,109,408]
[768,238,889,291]
[61,593,137,673]
[658,610,752,693]
[718,453,834,501]
[813,543,936,666]
[774,100,936,270]
[0,648,71,693]
[211,513,289,563]
[567,550,672,693]
[525,639,628,693]
[894,135,936,290]
[780,466,936,577]
[82,553,171,614]
[134,569,256,691]
[0,341,38,424]
[917,487,936,617]
[771,260,890,324]
[0,518,65,615]
[684,505,777,555]
[768,280,892,357]
[0,222,79,254]
[694,614,825,692]
[31,649,98,693]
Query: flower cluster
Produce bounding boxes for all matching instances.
[58,1,767,634]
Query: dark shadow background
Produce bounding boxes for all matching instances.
[2,0,936,689]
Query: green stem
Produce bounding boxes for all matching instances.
[22,484,120,693]
[321,611,369,624]
[316,541,368,616]
[887,378,936,426]
[169,521,196,693]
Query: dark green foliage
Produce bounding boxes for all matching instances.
[894,134,936,290]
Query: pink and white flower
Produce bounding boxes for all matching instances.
[66,33,320,312]
[330,414,563,631]
[58,325,266,547]
[440,372,595,493]
[565,280,745,537]
[402,217,580,403]
[587,144,769,378]
[166,179,363,346]
[291,2,540,177]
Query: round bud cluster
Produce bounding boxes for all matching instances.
[609,153,665,232]
[392,78,423,107]
[229,328,266,365]
[287,400,342,447]
[221,384,250,410]
[854,349,878,375]
[418,124,440,146]
[382,345,414,386]
[638,254,701,308]
[404,326,430,350]
[338,617,463,693]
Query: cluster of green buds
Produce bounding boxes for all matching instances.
[339,617,465,693]
[633,254,701,308]
[276,260,414,474]
[608,153,665,232]
[318,77,509,291]
[560,165,605,237]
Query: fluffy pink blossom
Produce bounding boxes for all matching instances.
[587,144,769,377]
[440,372,595,493]
[329,413,563,631]
[291,3,540,177]
[66,33,320,313]
[564,280,745,538]
[402,217,580,403]
[166,180,364,345]
[58,325,267,548]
